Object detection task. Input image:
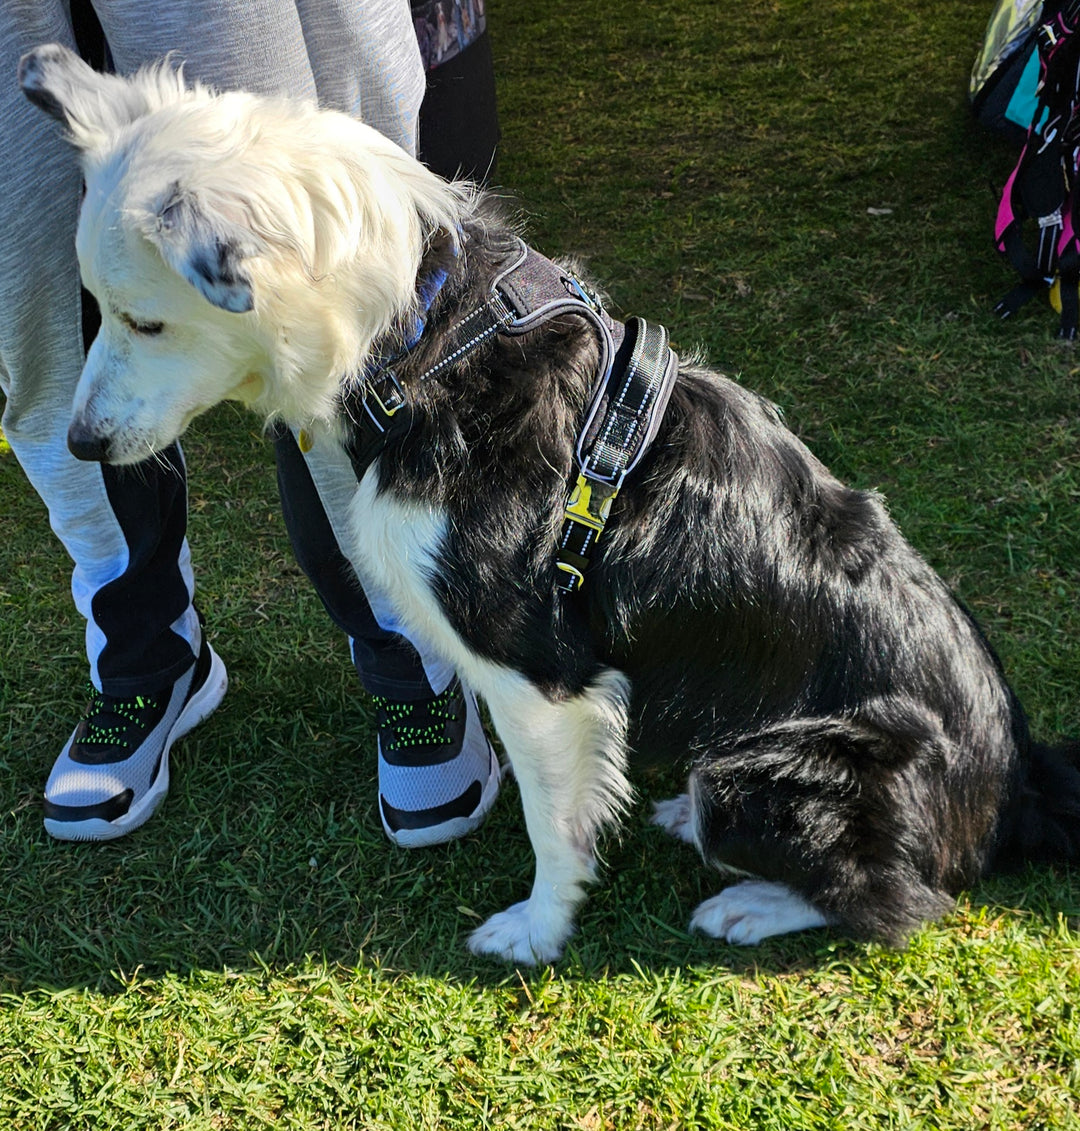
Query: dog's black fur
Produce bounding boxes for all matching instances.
[354,206,1080,945]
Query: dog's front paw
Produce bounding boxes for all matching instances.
[467,900,572,965]
[690,881,830,945]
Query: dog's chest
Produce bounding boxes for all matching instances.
[346,463,467,666]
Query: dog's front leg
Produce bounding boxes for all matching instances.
[468,667,632,964]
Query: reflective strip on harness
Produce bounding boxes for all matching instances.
[556,316,679,594]
[577,316,676,485]
[483,243,681,593]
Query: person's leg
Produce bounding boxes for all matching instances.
[0,0,224,840]
[97,0,425,146]
[275,427,500,848]
[412,0,500,182]
[101,0,497,844]
[0,0,204,696]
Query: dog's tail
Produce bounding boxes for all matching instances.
[996,738,1080,869]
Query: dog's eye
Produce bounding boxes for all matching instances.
[119,313,165,336]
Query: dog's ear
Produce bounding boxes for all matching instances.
[18,43,183,151]
[18,44,102,127]
[149,187,257,314]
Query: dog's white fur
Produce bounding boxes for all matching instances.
[350,474,634,962]
[22,44,467,463]
[690,882,832,946]
[22,43,642,961]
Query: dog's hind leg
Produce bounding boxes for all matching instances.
[651,793,698,845]
[687,711,956,947]
[467,667,633,964]
[652,784,824,942]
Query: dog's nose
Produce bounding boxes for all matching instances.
[67,420,112,462]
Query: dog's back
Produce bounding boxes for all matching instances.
[585,362,1079,940]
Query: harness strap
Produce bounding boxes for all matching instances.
[555,316,678,594]
[344,238,624,480]
[340,360,410,478]
[342,238,680,594]
[494,241,625,357]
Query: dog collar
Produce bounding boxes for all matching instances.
[337,260,455,470]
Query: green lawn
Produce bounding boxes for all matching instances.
[2,0,1079,1127]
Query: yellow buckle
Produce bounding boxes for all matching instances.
[368,370,407,420]
[563,473,617,536]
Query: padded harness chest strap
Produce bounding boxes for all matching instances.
[344,238,679,593]
[493,242,680,591]
[554,315,678,592]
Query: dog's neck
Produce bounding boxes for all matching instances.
[333,224,636,494]
[332,224,500,475]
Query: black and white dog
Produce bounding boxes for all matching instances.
[21,44,1080,963]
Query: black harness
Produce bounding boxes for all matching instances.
[342,238,679,594]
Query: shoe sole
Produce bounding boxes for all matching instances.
[44,647,229,842]
[383,743,502,849]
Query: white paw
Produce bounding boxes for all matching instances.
[467,900,572,965]
[650,794,697,845]
[690,880,830,945]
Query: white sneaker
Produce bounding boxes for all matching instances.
[43,639,228,841]
[374,678,500,848]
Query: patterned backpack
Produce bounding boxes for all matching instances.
[983,1,1080,336]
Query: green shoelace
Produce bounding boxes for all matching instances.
[371,684,460,752]
[78,684,161,750]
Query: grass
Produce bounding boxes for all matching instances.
[1,0,1079,1126]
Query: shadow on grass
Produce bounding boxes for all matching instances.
[3,677,1077,997]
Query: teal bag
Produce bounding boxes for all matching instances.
[971,0,1047,139]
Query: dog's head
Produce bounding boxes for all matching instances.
[19,44,466,463]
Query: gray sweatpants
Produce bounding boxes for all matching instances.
[0,0,455,700]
